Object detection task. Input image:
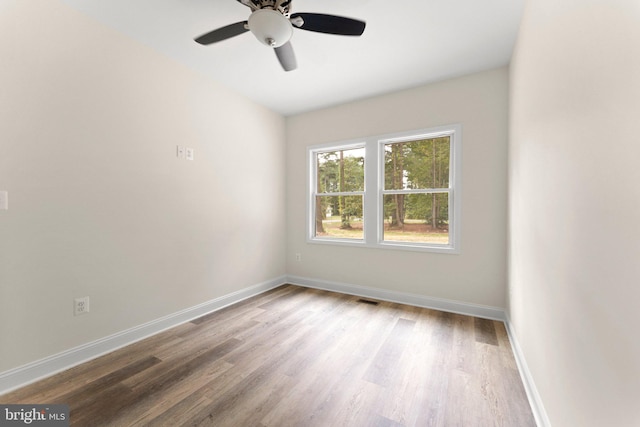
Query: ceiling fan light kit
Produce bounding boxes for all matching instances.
[194,0,366,71]
[248,9,293,47]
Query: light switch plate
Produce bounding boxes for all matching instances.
[0,191,7,210]
[177,145,185,159]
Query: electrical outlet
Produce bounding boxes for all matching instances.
[74,296,90,316]
[176,145,185,159]
[186,147,194,161]
[295,253,301,262]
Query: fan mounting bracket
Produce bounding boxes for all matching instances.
[237,0,292,17]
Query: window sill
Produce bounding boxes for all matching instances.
[307,238,460,254]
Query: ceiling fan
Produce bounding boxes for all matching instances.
[194,0,366,72]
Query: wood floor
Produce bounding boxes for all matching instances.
[1,285,536,426]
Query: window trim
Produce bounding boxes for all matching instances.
[307,124,462,254]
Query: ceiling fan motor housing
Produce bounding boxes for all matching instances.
[248,9,293,47]
[240,0,291,16]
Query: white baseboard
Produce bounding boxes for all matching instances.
[286,275,506,321]
[504,314,552,427]
[0,275,287,396]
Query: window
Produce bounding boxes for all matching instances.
[311,145,365,241]
[381,136,451,245]
[308,125,461,253]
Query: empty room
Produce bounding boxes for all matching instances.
[1,0,638,426]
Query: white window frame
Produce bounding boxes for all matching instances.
[307,142,367,245]
[307,124,462,254]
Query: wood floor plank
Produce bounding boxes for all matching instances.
[474,316,500,346]
[56,355,162,408]
[363,317,416,387]
[125,338,242,393]
[413,311,457,427]
[1,285,536,426]
[371,414,407,427]
[444,368,482,426]
[144,391,214,427]
[376,312,437,425]
[123,361,233,426]
[319,379,384,427]
[151,318,258,363]
[260,368,335,426]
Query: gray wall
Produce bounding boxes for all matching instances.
[509,0,640,425]
[286,68,509,308]
[0,1,286,372]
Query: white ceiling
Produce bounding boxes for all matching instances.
[61,0,524,116]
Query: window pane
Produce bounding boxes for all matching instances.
[384,137,450,190]
[383,193,449,244]
[315,195,364,239]
[316,147,365,193]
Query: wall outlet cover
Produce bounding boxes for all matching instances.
[74,297,90,316]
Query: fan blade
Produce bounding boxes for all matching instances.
[236,0,258,11]
[290,13,365,36]
[274,42,297,71]
[194,21,249,45]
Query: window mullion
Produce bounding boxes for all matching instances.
[364,139,378,245]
